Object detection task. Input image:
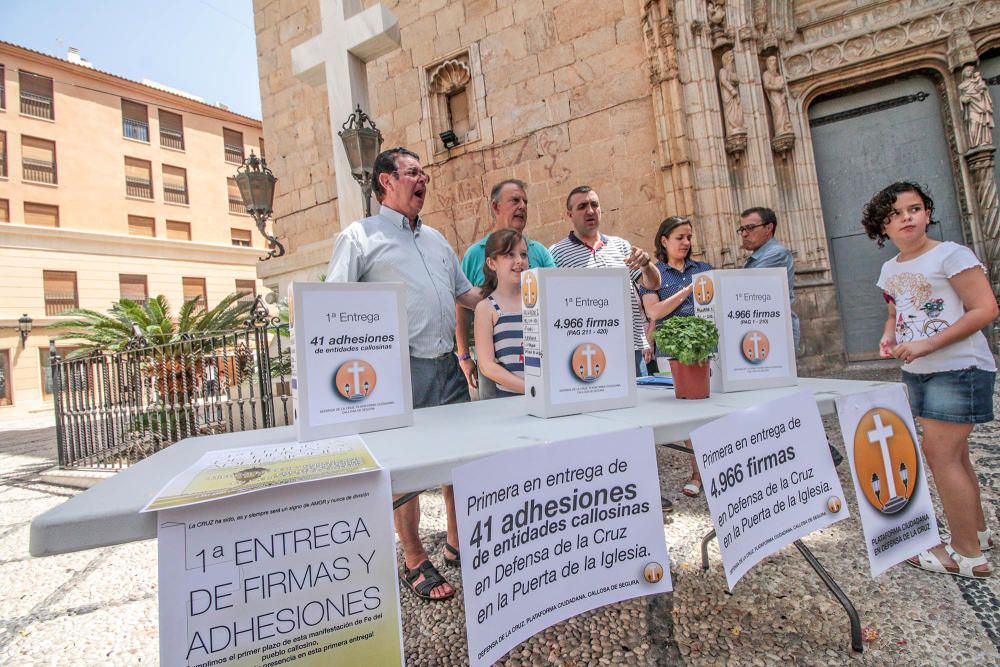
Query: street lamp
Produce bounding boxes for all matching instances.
[18,314,32,348]
[338,105,383,217]
[234,152,284,261]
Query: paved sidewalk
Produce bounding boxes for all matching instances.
[2,363,999,665]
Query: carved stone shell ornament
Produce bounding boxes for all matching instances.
[429,59,471,95]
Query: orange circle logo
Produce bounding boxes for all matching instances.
[692,275,715,305]
[643,561,664,584]
[334,359,377,401]
[570,343,606,383]
[741,330,770,364]
[852,408,919,515]
[521,272,538,308]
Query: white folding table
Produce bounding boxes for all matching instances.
[30,377,893,653]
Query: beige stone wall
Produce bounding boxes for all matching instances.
[253,0,337,286]
[253,0,1000,372]
[0,42,267,414]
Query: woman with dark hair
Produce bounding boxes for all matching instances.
[863,181,997,579]
[640,216,713,497]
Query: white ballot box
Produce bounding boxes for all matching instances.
[288,281,413,441]
[693,268,797,393]
[522,267,637,418]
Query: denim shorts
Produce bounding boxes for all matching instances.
[901,367,996,424]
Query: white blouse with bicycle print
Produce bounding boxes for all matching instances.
[877,241,996,374]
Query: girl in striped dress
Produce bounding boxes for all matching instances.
[474,229,527,397]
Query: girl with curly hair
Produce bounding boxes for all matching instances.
[862,181,998,579]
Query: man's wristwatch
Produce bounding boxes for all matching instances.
[458,353,472,362]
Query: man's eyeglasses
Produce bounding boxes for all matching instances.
[736,222,767,235]
[393,167,431,183]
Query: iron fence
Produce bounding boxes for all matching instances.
[51,300,292,470]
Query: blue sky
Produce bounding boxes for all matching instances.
[1,0,262,119]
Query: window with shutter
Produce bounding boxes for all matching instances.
[228,177,246,214]
[125,157,153,199]
[163,165,188,204]
[19,70,53,119]
[121,99,149,142]
[119,274,148,304]
[182,277,207,311]
[24,202,58,227]
[43,270,78,315]
[127,215,155,237]
[0,199,9,223]
[223,128,244,164]
[158,109,184,150]
[22,136,56,184]
[166,220,191,240]
[0,130,6,178]
[231,228,252,247]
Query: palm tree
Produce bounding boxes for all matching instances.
[50,292,253,357]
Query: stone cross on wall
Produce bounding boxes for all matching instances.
[292,0,401,228]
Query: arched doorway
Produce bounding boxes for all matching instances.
[808,73,965,360]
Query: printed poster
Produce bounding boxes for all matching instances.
[453,429,671,667]
[143,436,378,512]
[157,469,403,667]
[836,385,940,576]
[690,392,848,589]
[545,275,631,405]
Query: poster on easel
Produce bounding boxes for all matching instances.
[155,442,404,666]
[522,267,637,418]
[690,391,848,590]
[693,268,797,393]
[288,281,412,441]
[835,385,940,576]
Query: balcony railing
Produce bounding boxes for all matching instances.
[123,118,150,142]
[228,196,247,215]
[164,185,189,204]
[23,158,56,184]
[21,91,53,119]
[126,176,153,199]
[45,295,78,316]
[160,127,184,150]
[224,143,244,164]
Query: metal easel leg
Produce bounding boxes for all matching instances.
[793,539,863,653]
[701,528,716,571]
[392,490,423,510]
[698,532,862,652]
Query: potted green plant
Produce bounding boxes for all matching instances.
[653,316,719,399]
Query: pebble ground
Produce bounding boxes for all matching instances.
[2,363,999,665]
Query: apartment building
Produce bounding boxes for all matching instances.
[0,41,268,414]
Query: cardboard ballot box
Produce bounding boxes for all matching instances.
[288,281,413,441]
[522,267,637,418]
[692,268,797,393]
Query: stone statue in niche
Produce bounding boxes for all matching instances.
[718,50,745,136]
[708,0,727,44]
[762,55,793,136]
[958,65,995,148]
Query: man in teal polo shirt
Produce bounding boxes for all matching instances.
[455,179,555,396]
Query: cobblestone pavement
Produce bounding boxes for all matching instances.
[2,363,999,665]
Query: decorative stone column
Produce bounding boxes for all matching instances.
[965,145,1000,350]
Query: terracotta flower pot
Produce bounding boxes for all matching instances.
[668,359,710,399]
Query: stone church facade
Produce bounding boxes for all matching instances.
[253,0,1000,372]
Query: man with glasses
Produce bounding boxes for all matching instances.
[326,147,480,602]
[455,179,556,398]
[737,206,800,351]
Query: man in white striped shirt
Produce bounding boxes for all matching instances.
[549,185,661,377]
